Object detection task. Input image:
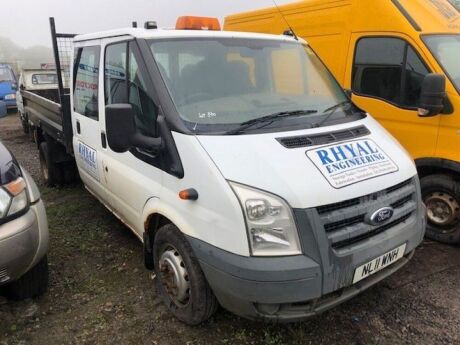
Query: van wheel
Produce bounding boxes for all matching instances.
[6,256,49,300]
[62,162,79,184]
[421,174,460,244]
[29,125,36,143]
[153,224,218,325]
[39,142,62,186]
[21,116,29,134]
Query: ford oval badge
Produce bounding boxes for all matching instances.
[367,207,394,226]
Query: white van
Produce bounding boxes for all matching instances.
[29,17,425,324]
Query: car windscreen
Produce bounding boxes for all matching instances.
[149,38,353,134]
[0,67,14,82]
[32,73,58,85]
[423,34,460,93]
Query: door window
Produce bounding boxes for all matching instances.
[353,37,430,108]
[73,46,100,119]
[104,41,157,137]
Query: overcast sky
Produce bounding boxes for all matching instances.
[0,0,293,48]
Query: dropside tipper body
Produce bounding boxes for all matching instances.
[69,26,425,322]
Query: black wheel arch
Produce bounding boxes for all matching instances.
[416,158,460,180]
[144,213,173,270]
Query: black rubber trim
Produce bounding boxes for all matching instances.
[415,157,460,175]
[391,0,422,32]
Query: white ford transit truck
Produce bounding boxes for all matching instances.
[24,17,426,324]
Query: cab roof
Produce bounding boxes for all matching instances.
[74,28,305,44]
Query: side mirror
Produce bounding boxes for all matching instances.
[105,104,162,153]
[20,84,25,91]
[418,73,446,117]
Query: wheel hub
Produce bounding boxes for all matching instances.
[159,246,190,306]
[425,192,460,226]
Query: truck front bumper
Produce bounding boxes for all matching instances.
[0,200,48,285]
[187,202,425,321]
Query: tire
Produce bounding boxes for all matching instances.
[153,224,218,325]
[61,162,79,184]
[39,141,63,186]
[29,126,35,143]
[21,115,29,134]
[421,174,460,244]
[6,256,49,300]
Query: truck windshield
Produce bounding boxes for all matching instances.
[149,38,352,134]
[0,67,14,83]
[423,34,460,93]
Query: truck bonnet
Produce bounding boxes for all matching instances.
[196,116,417,209]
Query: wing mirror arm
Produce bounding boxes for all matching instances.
[131,133,162,152]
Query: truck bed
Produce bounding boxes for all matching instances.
[22,88,73,152]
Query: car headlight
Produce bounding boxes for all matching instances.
[4,94,16,100]
[0,178,29,219]
[230,182,301,256]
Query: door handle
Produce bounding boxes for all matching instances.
[101,132,107,149]
[76,121,81,134]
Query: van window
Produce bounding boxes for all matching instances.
[104,41,157,137]
[353,37,429,108]
[128,42,157,137]
[105,43,128,104]
[74,46,100,119]
[423,34,460,93]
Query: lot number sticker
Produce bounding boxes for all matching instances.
[306,139,398,189]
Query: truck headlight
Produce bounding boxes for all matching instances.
[4,94,16,100]
[230,182,301,256]
[0,178,29,219]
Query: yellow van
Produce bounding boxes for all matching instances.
[225,0,460,244]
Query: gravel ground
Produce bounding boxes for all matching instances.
[0,113,459,345]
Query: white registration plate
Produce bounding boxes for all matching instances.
[353,243,406,284]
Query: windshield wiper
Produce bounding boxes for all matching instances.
[226,109,318,135]
[312,101,352,128]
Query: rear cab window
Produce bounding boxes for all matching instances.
[73,46,101,120]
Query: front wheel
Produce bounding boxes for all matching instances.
[421,174,460,244]
[153,224,218,325]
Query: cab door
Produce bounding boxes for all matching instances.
[344,34,441,159]
[72,41,110,203]
[100,39,163,236]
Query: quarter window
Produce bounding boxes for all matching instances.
[73,46,100,119]
[353,37,429,108]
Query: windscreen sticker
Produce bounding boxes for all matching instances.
[306,139,399,189]
[77,141,99,181]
